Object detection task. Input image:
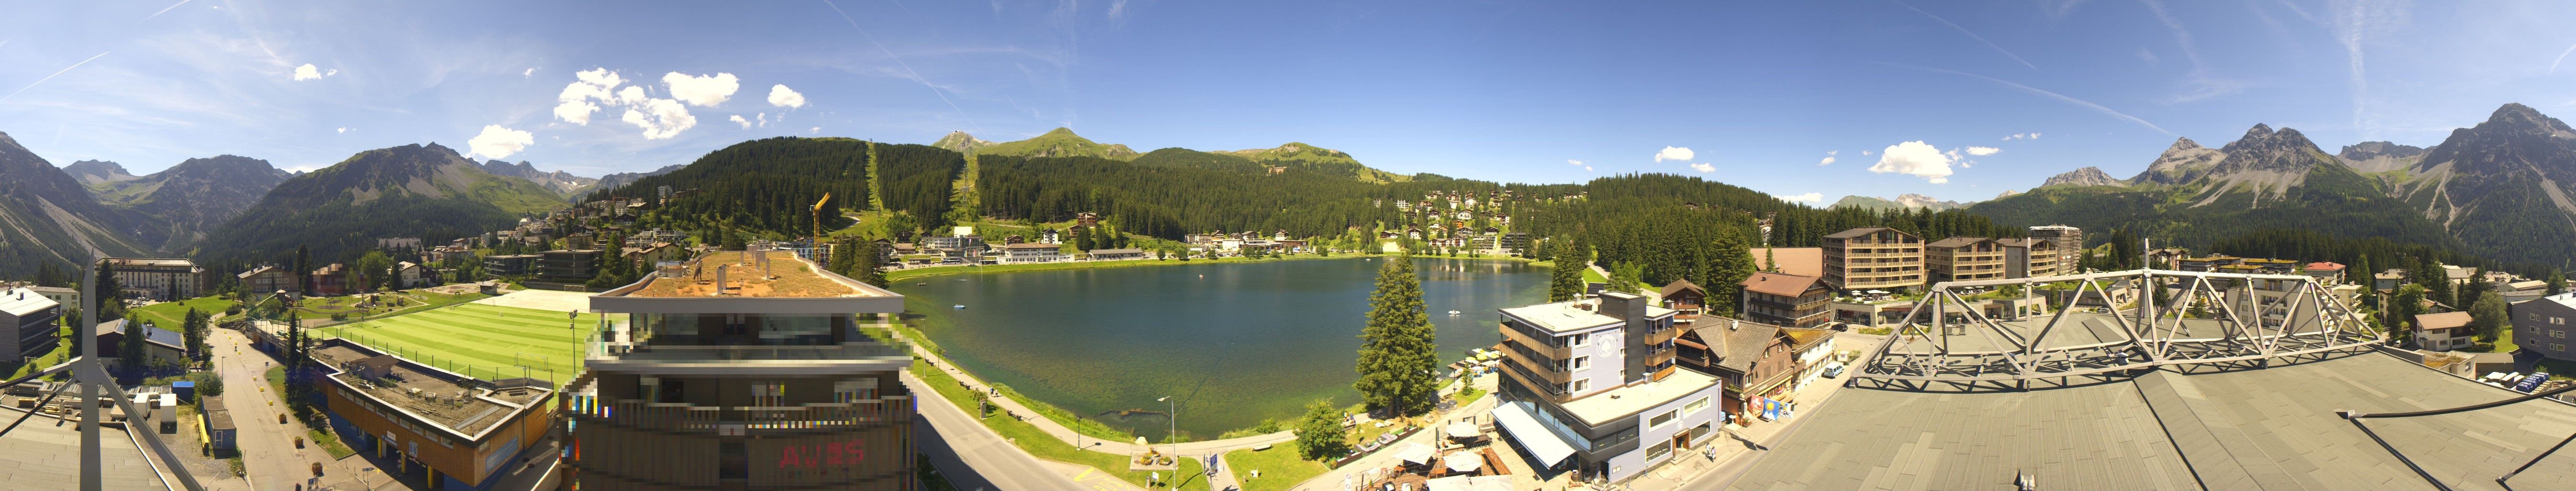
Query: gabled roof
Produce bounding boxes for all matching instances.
[1926,236,1990,248]
[1740,271,1824,297]
[2303,261,2347,271]
[1690,318,1786,374]
[2414,311,2471,330]
[237,265,278,279]
[1659,279,1705,299]
[1824,227,1895,239]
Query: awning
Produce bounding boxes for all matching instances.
[1396,443,1437,465]
[1490,403,1579,467]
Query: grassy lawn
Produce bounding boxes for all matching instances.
[10,327,71,378]
[1455,386,1487,407]
[308,428,356,458]
[1225,446,1330,491]
[311,303,590,380]
[914,359,1209,491]
[130,296,240,327]
[1582,266,1607,284]
[888,254,1357,282]
[265,365,286,395]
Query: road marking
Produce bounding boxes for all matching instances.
[1075,468,1093,479]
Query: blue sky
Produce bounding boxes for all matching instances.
[4,1,2573,202]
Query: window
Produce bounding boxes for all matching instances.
[751,383,785,408]
[1563,379,1589,394]
[2556,331,2568,339]
[834,379,878,403]
[1646,440,1672,462]
[2557,344,2568,352]
[1568,333,1590,347]
[2555,317,2566,325]
[1571,356,1590,371]
[1650,409,1679,428]
[1684,397,1711,416]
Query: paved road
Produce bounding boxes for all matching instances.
[907,374,1086,491]
[208,327,376,491]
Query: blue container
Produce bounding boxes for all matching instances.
[172,381,195,400]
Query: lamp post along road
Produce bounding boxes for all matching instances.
[1158,396,1176,463]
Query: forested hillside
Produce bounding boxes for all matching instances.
[589,138,966,239]
[197,143,563,268]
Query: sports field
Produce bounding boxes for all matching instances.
[313,302,595,382]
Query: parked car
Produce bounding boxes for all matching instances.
[1821,363,1846,378]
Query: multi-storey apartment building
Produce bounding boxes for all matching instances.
[1820,227,1924,292]
[236,265,298,296]
[565,249,915,491]
[1994,238,2058,278]
[2513,292,2576,361]
[2027,225,2082,271]
[1925,237,2006,283]
[1738,272,1830,328]
[539,249,601,283]
[104,257,204,301]
[1492,292,1719,483]
[0,288,62,360]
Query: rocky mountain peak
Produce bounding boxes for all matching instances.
[2337,141,2426,162]
[2165,137,2204,152]
[63,159,140,185]
[932,130,996,153]
[2041,166,2125,187]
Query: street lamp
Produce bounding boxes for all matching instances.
[1157,396,1176,465]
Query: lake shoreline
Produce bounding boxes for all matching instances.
[886,250,1545,282]
[893,255,1552,443]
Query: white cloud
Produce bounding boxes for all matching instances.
[291,63,327,81]
[620,98,696,140]
[1653,146,1695,162]
[1818,151,1838,166]
[2031,132,2041,139]
[1780,192,1824,203]
[729,115,751,129]
[1861,150,1874,156]
[1566,159,1584,166]
[808,127,821,134]
[1965,146,2001,156]
[554,68,624,125]
[465,125,534,159]
[662,72,740,107]
[617,86,647,105]
[1869,140,1955,184]
[768,84,806,108]
[523,68,537,77]
[1584,166,1594,171]
[1689,163,1715,173]
[756,113,769,128]
[2001,132,2044,141]
[335,127,348,134]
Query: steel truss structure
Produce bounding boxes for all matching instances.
[1854,269,2384,391]
[0,259,209,491]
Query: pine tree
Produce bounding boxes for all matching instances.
[120,313,146,372]
[2422,259,2456,309]
[183,308,207,362]
[852,239,887,287]
[1548,241,1584,302]
[1707,231,1758,317]
[1354,255,1438,416]
[2389,285,2425,345]
[294,245,311,294]
[2347,256,2371,288]
[2549,270,2566,296]
[92,259,124,321]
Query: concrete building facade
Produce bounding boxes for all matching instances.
[104,257,204,301]
[2513,292,2576,361]
[0,288,62,360]
[1821,227,1924,292]
[1925,237,2006,283]
[1491,292,1719,483]
[565,249,916,491]
[2027,225,2082,273]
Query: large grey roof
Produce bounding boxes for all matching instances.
[1725,352,2576,491]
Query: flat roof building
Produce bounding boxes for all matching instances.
[1821,227,1924,292]
[2513,291,2576,362]
[1492,292,1718,483]
[310,339,555,490]
[1995,237,2059,279]
[1925,237,2006,283]
[0,288,63,360]
[103,257,204,301]
[568,249,915,491]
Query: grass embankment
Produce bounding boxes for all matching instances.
[10,326,72,378]
[914,359,1209,491]
[888,254,1360,282]
[129,296,241,327]
[311,303,591,380]
[304,290,493,327]
[1224,446,1330,491]
[265,365,286,394]
[309,428,356,458]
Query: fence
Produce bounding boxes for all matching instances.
[331,332,567,386]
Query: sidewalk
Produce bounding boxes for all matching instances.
[903,335,1297,456]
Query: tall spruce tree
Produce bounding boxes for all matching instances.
[2549,270,2566,296]
[1354,255,1439,416]
[1708,231,1757,317]
[852,239,888,287]
[120,313,146,372]
[1547,241,1584,302]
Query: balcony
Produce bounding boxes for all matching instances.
[578,399,905,432]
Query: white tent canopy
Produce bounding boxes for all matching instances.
[1395,443,1438,466]
[1446,421,1478,439]
[1444,452,1483,473]
[1423,475,1512,491]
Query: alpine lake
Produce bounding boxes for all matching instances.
[894,256,1548,442]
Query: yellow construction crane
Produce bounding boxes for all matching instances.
[812,193,832,240]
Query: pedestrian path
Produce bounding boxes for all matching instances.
[902,335,1297,456]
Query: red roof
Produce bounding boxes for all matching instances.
[2303,262,2347,271]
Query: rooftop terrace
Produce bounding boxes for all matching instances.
[312,343,551,438]
[607,250,889,299]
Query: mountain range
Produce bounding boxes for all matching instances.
[477,160,599,197]
[1988,103,2576,268]
[934,128,1417,183]
[195,142,566,267]
[1829,193,1970,211]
